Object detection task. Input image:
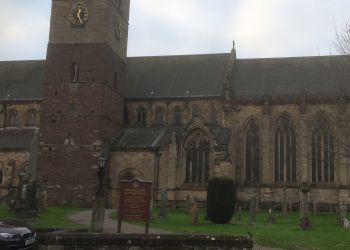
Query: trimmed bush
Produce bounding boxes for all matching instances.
[206,176,236,224]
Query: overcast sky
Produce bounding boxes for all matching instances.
[1,0,350,61]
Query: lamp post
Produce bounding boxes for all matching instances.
[96,156,106,197]
[91,155,107,233]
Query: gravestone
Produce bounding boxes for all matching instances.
[190,197,199,225]
[344,218,349,229]
[238,206,242,221]
[339,203,347,224]
[313,201,317,216]
[267,208,276,224]
[40,191,48,211]
[282,187,288,217]
[158,189,168,219]
[299,186,311,230]
[249,196,256,228]
[185,194,191,214]
[288,200,292,212]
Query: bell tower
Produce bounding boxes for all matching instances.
[38,0,130,205]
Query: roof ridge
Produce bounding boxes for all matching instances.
[127,53,230,60]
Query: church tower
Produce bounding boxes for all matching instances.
[38,0,130,205]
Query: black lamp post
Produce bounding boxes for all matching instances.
[96,156,107,197]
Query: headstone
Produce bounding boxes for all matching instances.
[249,196,256,228]
[256,191,261,212]
[282,187,288,217]
[185,194,191,214]
[299,186,311,230]
[288,200,292,212]
[238,206,242,221]
[267,208,276,224]
[158,189,168,219]
[40,191,48,211]
[344,218,349,229]
[339,203,347,224]
[190,198,199,225]
[330,204,333,214]
[313,201,317,216]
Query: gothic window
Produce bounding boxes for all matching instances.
[209,104,217,124]
[311,114,334,183]
[245,120,260,183]
[173,106,182,125]
[274,115,296,183]
[192,104,201,119]
[7,110,19,127]
[71,63,79,82]
[26,109,37,126]
[184,129,210,184]
[155,106,164,125]
[136,107,146,126]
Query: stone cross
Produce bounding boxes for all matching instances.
[299,186,311,230]
[158,189,168,219]
[249,196,256,227]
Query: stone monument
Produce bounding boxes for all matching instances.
[299,185,311,230]
[282,187,288,217]
[249,196,256,228]
[158,189,168,219]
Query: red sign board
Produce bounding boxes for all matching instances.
[118,179,152,233]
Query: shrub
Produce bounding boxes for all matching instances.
[206,176,236,224]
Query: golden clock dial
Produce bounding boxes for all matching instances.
[69,3,89,26]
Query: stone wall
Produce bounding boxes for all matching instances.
[0,101,40,128]
[37,233,253,250]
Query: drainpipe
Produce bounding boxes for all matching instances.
[153,147,161,207]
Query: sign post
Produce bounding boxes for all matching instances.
[118,179,152,233]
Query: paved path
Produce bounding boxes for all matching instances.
[67,209,282,250]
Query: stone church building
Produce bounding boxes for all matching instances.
[0,0,350,207]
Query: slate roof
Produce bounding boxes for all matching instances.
[1,54,350,100]
[0,60,44,100]
[111,127,181,149]
[110,126,230,149]
[233,55,350,98]
[0,129,35,150]
[126,54,229,98]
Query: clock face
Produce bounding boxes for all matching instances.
[69,3,89,26]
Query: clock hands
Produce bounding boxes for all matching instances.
[76,8,83,24]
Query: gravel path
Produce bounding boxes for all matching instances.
[67,209,283,250]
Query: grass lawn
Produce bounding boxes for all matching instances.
[137,208,350,250]
[0,203,85,229]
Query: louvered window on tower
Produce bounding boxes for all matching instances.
[71,63,79,82]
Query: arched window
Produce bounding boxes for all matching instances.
[136,107,146,126]
[209,104,217,124]
[192,104,201,119]
[245,120,260,183]
[154,106,164,125]
[184,129,210,184]
[274,115,296,183]
[7,110,19,127]
[311,114,334,183]
[26,109,37,126]
[173,106,182,125]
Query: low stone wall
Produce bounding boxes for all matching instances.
[37,232,253,250]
